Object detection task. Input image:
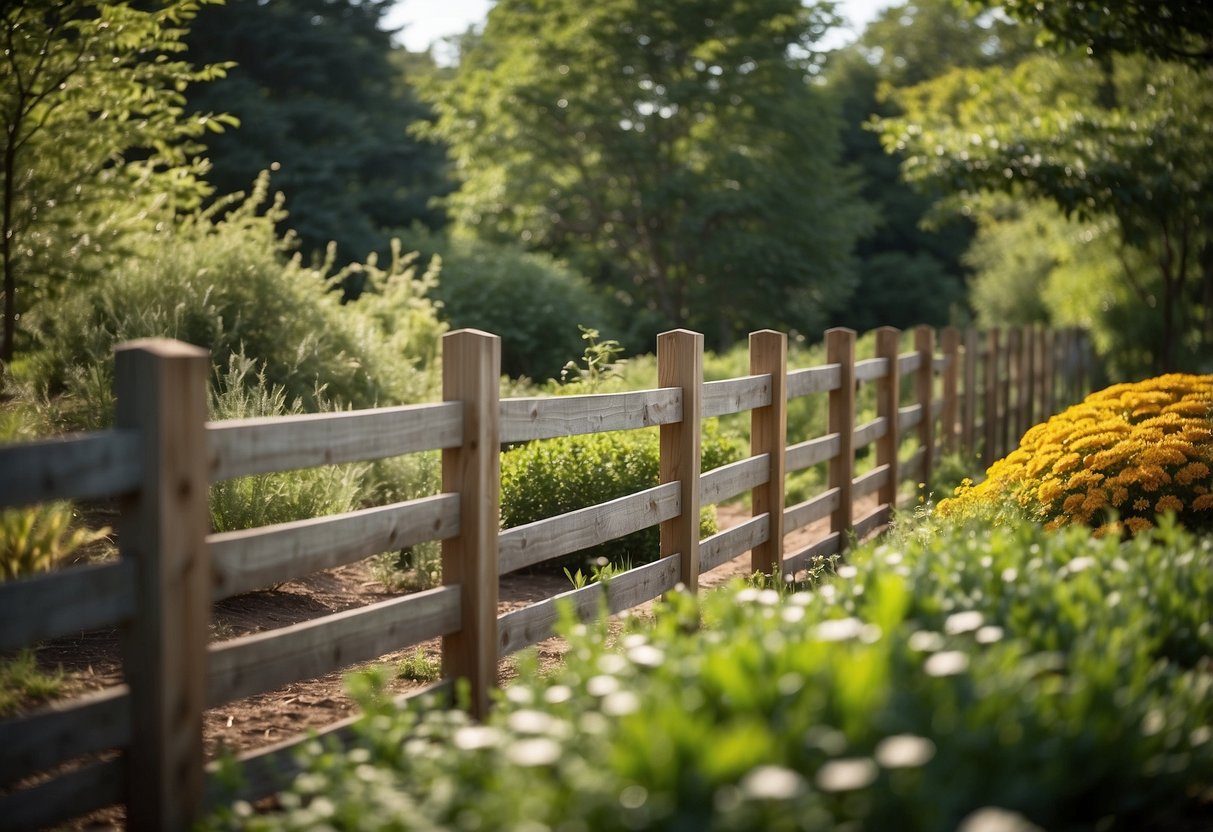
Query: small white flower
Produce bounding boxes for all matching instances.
[874,734,936,769]
[505,737,562,767]
[741,766,805,800]
[815,758,877,792]
[924,650,970,677]
[945,610,984,635]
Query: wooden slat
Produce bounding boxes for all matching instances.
[853,357,888,383]
[875,327,902,511]
[203,679,452,808]
[0,560,134,653]
[701,515,770,574]
[0,430,142,508]
[702,375,771,418]
[498,482,680,575]
[0,686,130,788]
[210,494,460,600]
[786,433,840,472]
[854,504,892,540]
[700,454,768,506]
[899,404,923,432]
[915,326,936,487]
[783,532,842,576]
[853,464,890,499]
[208,401,462,481]
[748,331,786,576]
[207,585,462,707]
[499,389,681,443]
[783,488,841,534]
[0,758,125,831]
[826,329,856,548]
[658,330,703,591]
[786,365,841,399]
[898,352,920,374]
[853,417,887,450]
[497,554,680,656]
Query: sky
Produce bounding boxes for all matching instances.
[386,0,897,58]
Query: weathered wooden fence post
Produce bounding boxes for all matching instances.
[826,328,856,550]
[941,326,961,455]
[1007,327,1023,442]
[983,328,1001,467]
[115,339,210,832]
[658,330,703,591]
[874,328,901,514]
[749,329,786,578]
[914,326,935,488]
[962,327,978,457]
[441,329,500,720]
[1020,325,1036,436]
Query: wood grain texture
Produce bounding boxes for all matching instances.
[0,429,141,508]
[703,374,771,418]
[874,327,901,512]
[853,417,888,450]
[500,389,681,443]
[0,685,129,788]
[700,454,768,506]
[498,483,680,575]
[207,585,462,707]
[0,758,124,831]
[658,330,702,591]
[853,357,889,383]
[208,401,462,481]
[786,434,840,472]
[701,514,770,573]
[440,329,500,720]
[748,330,786,576]
[210,494,460,600]
[784,488,841,535]
[114,338,211,832]
[826,327,856,550]
[786,365,841,399]
[0,560,134,653]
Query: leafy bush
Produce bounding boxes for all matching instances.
[207,521,1213,831]
[938,373,1213,534]
[404,231,609,381]
[0,504,111,582]
[500,423,744,571]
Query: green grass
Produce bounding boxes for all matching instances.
[0,650,64,717]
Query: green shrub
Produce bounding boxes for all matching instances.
[206,521,1213,831]
[500,423,745,572]
[404,231,609,381]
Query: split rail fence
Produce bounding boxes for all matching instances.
[0,323,1092,830]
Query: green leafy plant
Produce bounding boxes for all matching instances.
[396,648,441,684]
[0,503,110,582]
[559,327,625,392]
[0,650,64,717]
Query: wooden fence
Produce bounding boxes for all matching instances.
[0,324,1092,830]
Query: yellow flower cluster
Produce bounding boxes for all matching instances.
[937,374,1213,535]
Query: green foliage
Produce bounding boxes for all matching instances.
[0,0,237,362]
[0,503,111,583]
[499,424,744,571]
[12,180,445,432]
[206,521,1213,831]
[423,0,873,348]
[396,649,441,684]
[207,356,367,535]
[0,650,63,718]
[406,232,609,380]
[182,0,452,270]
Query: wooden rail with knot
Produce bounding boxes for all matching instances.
[0,323,1093,830]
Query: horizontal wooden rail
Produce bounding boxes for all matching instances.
[207,585,462,707]
[497,554,681,656]
[0,429,142,508]
[899,403,923,432]
[0,685,130,788]
[783,532,842,576]
[209,494,460,600]
[701,514,770,573]
[702,374,772,418]
[854,504,892,539]
[0,757,125,831]
[853,465,890,499]
[786,433,840,472]
[208,401,463,481]
[700,454,769,505]
[853,357,888,383]
[0,560,134,653]
[853,418,887,450]
[898,352,920,374]
[784,488,841,535]
[498,482,680,575]
[786,364,841,398]
[499,388,681,444]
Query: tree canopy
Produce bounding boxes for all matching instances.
[423,0,873,347]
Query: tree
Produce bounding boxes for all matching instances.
[0,0,232,365]
[878,53,1213,371]
[182,0,452,277]
[422,0,873,348]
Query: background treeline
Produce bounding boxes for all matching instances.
[2,0,1211,417]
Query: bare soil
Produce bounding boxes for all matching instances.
[8,499,872,828]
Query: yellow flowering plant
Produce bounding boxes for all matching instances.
[937,374,1213,535]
